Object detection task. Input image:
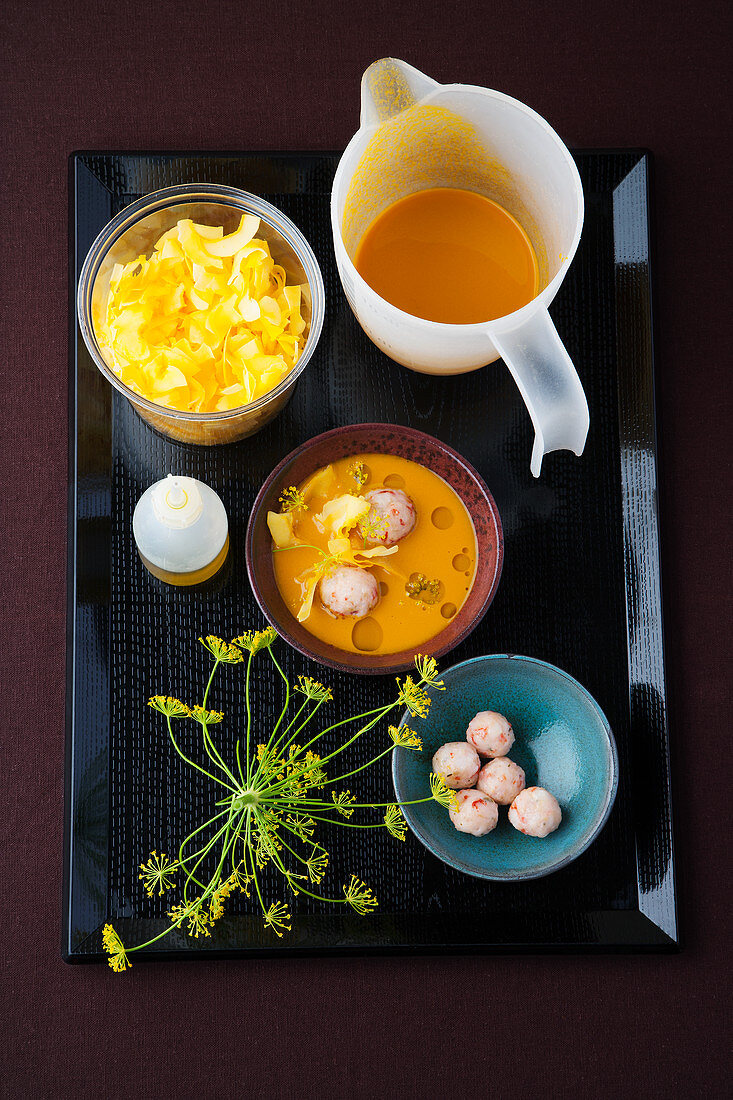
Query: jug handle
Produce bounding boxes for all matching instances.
[487,307,590,478]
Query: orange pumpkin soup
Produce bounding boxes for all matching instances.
[268,453,477,655]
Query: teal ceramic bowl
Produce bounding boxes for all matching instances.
[392,655,618,880]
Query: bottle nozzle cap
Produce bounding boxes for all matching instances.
[165,477,188,510]
[151,474,203,528]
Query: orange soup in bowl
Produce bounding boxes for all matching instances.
[267,452,477,655]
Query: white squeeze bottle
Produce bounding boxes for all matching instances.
[133,474,229,586]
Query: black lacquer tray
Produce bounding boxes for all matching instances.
[64,150,678,961]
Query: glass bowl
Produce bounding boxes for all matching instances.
[77,183,325,445]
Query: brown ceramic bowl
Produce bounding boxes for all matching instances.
[246,424,503,674]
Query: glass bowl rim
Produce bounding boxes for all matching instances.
[76,182,326,422]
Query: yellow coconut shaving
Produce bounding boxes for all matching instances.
[96,216,308,413]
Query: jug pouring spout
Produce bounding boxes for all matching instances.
[360,58,440,127]
[488,308,590,477]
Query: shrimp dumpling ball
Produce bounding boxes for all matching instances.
[477,757,526,805]
[359,488,417,547]
[319,565,379,618]
[449,790,499,836]
[508,787,562,838]
[431,742,480,790]
[466,710,515,758]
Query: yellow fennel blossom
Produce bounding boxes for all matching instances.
[396,676,431,719]
[359,509,389,544]
[294,675,333,703]
[199,635,243,663]
[226,862,252,896]
[384,804,407,841]
[169,902,211,938]
[388,724,423,751]
[405,574,442,605]
[148,695,190,718]
[264,901,291,937]
[306,849,329,883]
[332,790,356,818]
[430,772,459,811]
[343,876,378,915]
[209,877,235,922]
[414,654,445,689]
[102,924,131,972]
[278,486,308,514]
[138,851,178,897]
[285,814,315,842]
[233,627,278,654]
[190,705,224,725]
[347,460,369,488]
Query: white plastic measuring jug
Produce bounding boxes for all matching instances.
[331,58,589,476]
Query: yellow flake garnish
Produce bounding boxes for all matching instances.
[96,215,307,413]
[300,464,337,501]
[267,510,301,549]
[315,494,370,539]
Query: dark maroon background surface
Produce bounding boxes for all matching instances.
[2,1,731,1096]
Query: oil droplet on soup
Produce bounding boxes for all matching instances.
[383,473,405,489]
[452,553,471,572]
[431,506,454,530]
[352,616,383,651]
